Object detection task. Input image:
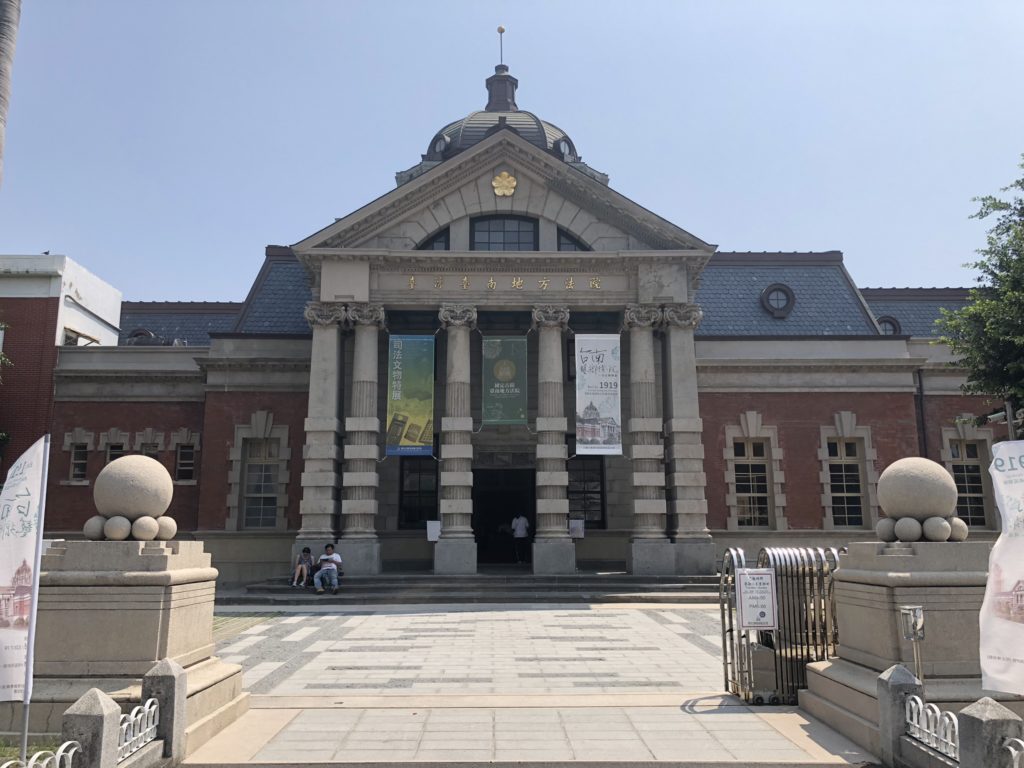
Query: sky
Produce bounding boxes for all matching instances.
[1,1,1022,302]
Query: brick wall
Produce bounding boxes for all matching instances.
[921,393,1006,459]
[0,297,59,477]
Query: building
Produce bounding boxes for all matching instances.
[12,64,1005,584]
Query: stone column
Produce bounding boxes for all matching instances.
[532,305,575,574]
[296,302,346,557]
[624,304,674,575]
[339,302,385,575]
[661,303,715,574]
[435,304,477,574]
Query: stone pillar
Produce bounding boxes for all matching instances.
[624,304,673,575]
[61,688,120,768]
[532,306,575,574]
[296,301,347,557]
[959,697,1024,768]
[435,304,477,574]
[142,658,187,762]
[661,302,714,574]
[339,302,385,575]
[876,664,923,768]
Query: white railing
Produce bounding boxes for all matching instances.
[905,694,960,760]
[0,741,81,768]
[1006,737,1024,768]
[116,698,159,762]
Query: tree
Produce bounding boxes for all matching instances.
[939,155,1024,409]
[0,0,21,188]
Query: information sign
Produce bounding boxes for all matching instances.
[736,568,778,631]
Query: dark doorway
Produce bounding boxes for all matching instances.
[472,469,535,564]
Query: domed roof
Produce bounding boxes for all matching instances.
[424,65,580,164]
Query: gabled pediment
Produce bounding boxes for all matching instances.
[292,131,715,254]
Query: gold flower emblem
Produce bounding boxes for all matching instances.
[491,171,517,197]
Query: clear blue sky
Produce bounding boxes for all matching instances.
[1,1,1022,301]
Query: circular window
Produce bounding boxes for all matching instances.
[878,316,901,336]
[760,284,795,318]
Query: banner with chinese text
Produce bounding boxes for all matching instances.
[0,436,48,702]
[981,440,1024,694]
[574,334,622,455]
[385,336,435,456]
[482,337,527,425]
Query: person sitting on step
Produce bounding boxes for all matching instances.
[291,546,314,587]
[313,543,342,594]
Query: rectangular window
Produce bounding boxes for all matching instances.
[106,443,126,464]
[140,442,160,459]
[950,439,986,526]
[470,216,538,251]
[827,439,864,527]
[568,455,605,528]
[243,439,280,529]
[175,444,196,481]
[70,444,89,481]
[399,456,438,529]
[733,439,770,527]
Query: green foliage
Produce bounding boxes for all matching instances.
[939,155,1024,402]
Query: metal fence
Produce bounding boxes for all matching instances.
[720,546,841,704]
[0,742,81,768]
[116,698,159,763]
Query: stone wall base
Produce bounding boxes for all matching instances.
[533,539,576,574]
[433,538,477,574]
[337,538,382,575]
[675,537,715,575]
[628,539,675,575]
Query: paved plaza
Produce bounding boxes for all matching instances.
[186,603,876,765]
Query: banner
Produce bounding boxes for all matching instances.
[482,336,527,425]
[574,334,622,455]
[0,436,49,703]
[385,335,435,456]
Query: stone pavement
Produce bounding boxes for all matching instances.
[186,603,877,765]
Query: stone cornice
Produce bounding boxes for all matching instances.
[531,305,570,330]
[438,304,478,329]
[304,301,348,327]
[346,303,386,328]
[623,304,663,329]
[661,303,704,330]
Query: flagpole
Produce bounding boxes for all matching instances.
[19,434,50,764]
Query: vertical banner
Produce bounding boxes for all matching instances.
[0,436,48,703]
[982,440,1024,694]
[574,334,623,455]
[482,336,528,425]
[386,335,435,456]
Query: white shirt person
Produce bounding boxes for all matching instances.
[511,514,530,564]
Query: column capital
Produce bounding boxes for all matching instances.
[438,303,478,329]
[623,304,663,329]
[661,303,703,330]
[346,303,386,327]
[304,301,347,328]
[531,305,570,330]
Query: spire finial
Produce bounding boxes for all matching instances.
[497,26,505,65]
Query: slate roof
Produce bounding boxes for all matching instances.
[860,288,971,337]
[694,252,880,336]
[119,302,241,346]
[232,251,312,335]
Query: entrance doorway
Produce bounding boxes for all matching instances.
[472,469,535,564]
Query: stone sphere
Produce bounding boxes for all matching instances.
[875,517,897,542]
[877,457,958,521]
[922,516,952,542]
[156,516,177,541]
[103,515,132,541]
[894,517,923,542]
[949,516,970,542]
[82,515,107,541]
[93,455,172,521]
[131,516,159,541]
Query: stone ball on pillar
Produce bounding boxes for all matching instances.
[949,516,970,542]
[131,516,160,541]
[82,515,107,541]
[894,517,923,542]
[922,516,952,542]
[156,516,178,541]
[93,455,173,522]
[103,516,132,541]
[877,457,958,521]
[875,517,897,542]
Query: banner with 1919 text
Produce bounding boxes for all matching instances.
[385,335,435,456]
[981,440,1024,694]
[574,334,622,455]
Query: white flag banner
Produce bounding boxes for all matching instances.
[981,440,1024,694]
[574,334,622,456]
[0,436,49,703]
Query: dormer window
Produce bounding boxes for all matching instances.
[760,284,795,319]
[470,215,538,251]
[877,316,901,335]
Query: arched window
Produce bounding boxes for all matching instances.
[470,215,538,251]
[417,228,450,250]
[557,229,591,252]
[877,316,901,335]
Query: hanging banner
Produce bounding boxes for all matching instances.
[574,334,622,455]
[0,436,49,703]
[482,336,528,425]
[385,335,435,456]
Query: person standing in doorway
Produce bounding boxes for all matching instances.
[511,513,530,564]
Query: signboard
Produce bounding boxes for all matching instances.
[0,436,49,703]
[569,519,585,539]
[426,520,441,542]
[385,335,435,456]
[574,334,622,455]
[981,441,1024,694]
[482,337,527,425]
[736,568,779,631]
